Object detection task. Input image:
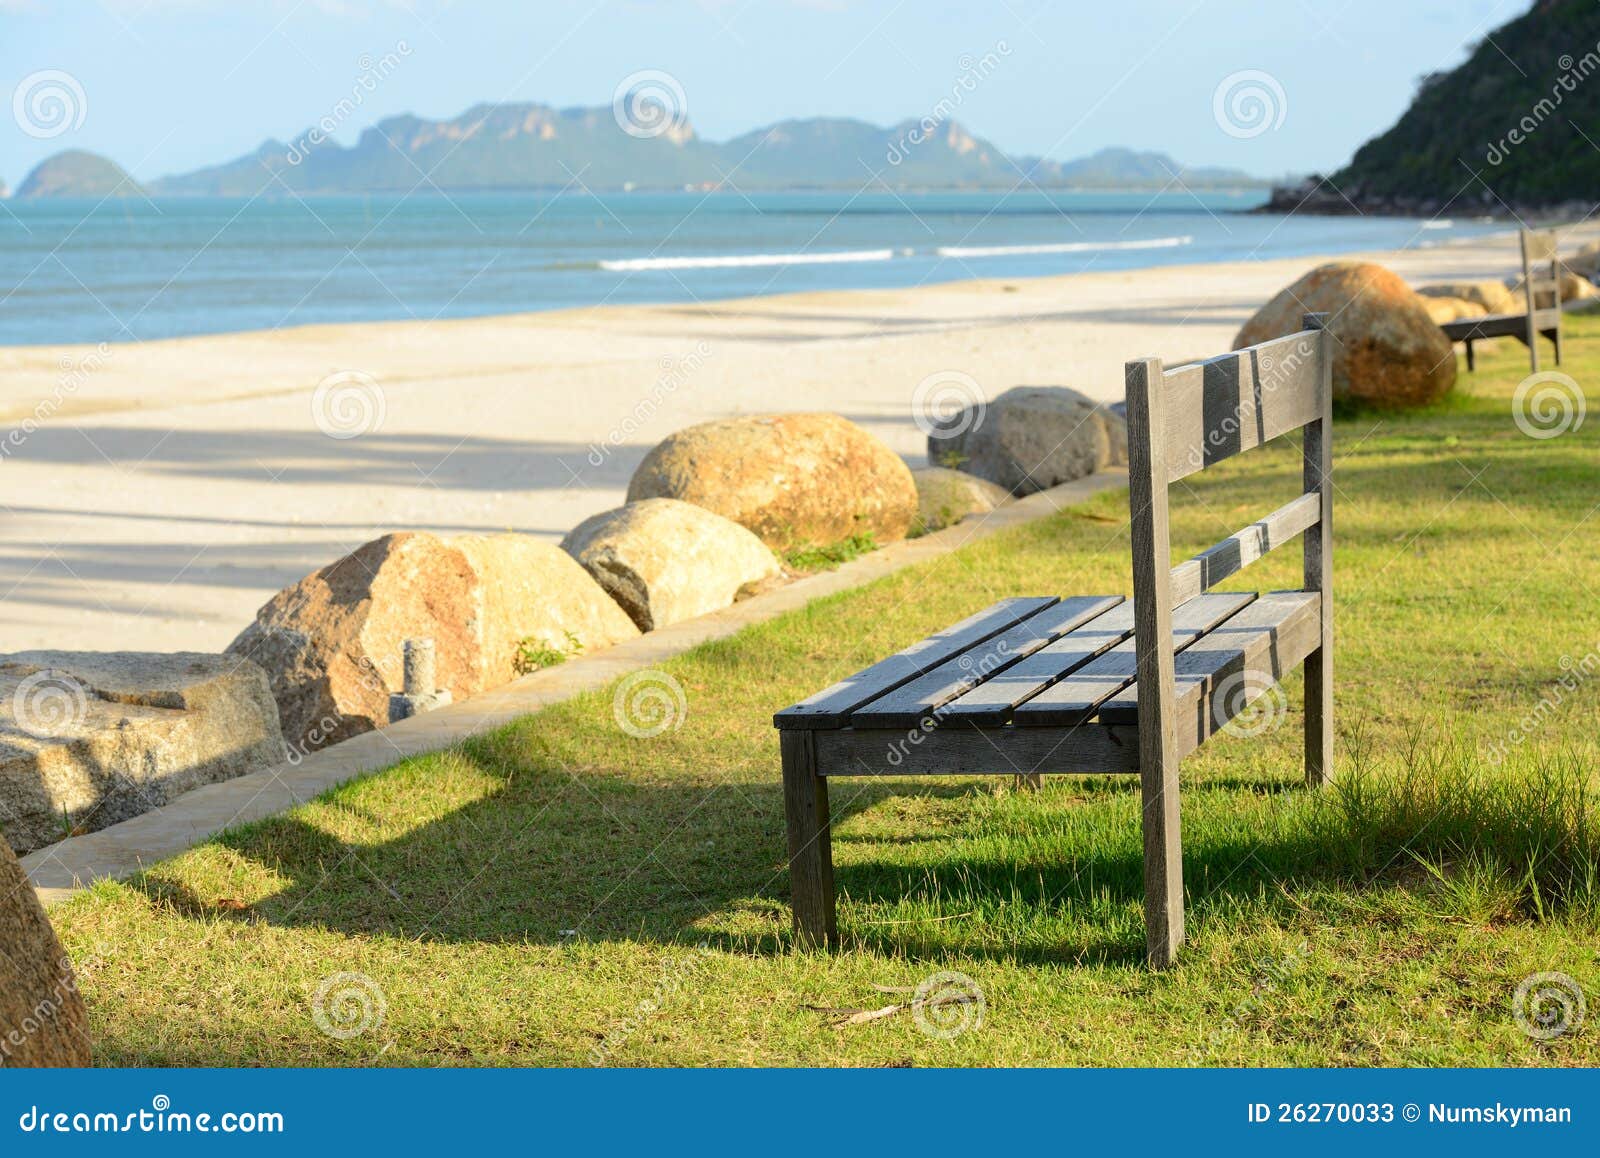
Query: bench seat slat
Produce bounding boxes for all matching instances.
[1097,591,1320,728]
[935,599,1137,726]
[1009,592,1255,726]
[847,595,1124,729]
[773,596,1058,729]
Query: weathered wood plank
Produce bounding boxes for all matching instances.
[1303,311,1335,786]
[814,722,1140,777]
[1168,492,1320,607]
[1164,330,1324,484]
[1009,591,1255,727]
[1096,591,1320,724]
[781,729,836,947]
[936,600,1136,725]
[847,595,1122,729]
[1175,595,1322,758]
[773,596,1058,729]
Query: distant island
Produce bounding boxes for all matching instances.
[6,103,1266,199]
[1263,0,1599,217]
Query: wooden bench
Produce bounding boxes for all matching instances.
[774,315,1336,968]
[1440,228,1562,372]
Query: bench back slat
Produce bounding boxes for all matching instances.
[1163,329,1326,484]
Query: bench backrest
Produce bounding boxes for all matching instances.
[1519,227,1561,334]
[1122,314,1333,766]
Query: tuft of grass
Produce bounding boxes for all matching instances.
[45,316,1600,1067]
[512,630,583,675]
[783,532,878,573]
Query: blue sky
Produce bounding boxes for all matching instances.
[1,0,1521,187]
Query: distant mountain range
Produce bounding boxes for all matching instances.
[8,102,1266,198]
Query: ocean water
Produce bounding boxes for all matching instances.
[0,189,1501,346]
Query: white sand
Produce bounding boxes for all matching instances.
[1,228,1588,654]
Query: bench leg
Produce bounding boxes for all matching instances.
[1465,339,1475,372]
[1141,754,1185,969]
[781,730,837,948]
[1304,645,1333,787]
[1552,328,1563,366]
[1013,773,1042,792]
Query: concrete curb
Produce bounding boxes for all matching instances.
[23,469,1128,907]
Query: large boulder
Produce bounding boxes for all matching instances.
[626,413,917,551]
[1506,270,1597,309]
[1563,241,1600,282]
[0,840,90,1065]
[451,533,640,682]
[228,532,637,752]
[1236,262,1456,409]
[927,386,1127,497]
[0,652,283,854]
[1415,280,1520,316]
[1420,295,1487,326]
[910,467,1012,534]
[561,499,781,632]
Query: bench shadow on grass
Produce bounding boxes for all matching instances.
[129,734,1354,972]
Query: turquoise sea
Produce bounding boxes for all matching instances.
[0,189,1502,346]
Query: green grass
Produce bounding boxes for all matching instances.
[783,531,878,572]
[52,321,1600,1066]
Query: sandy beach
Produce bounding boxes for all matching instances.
[2,227,1591,655]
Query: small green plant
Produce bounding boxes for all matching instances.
[783,532,877,573]
[513,630,584,675]
[934,448,969,469]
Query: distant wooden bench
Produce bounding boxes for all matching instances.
[1440,228,1563,372]
[774,315,1336,969]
